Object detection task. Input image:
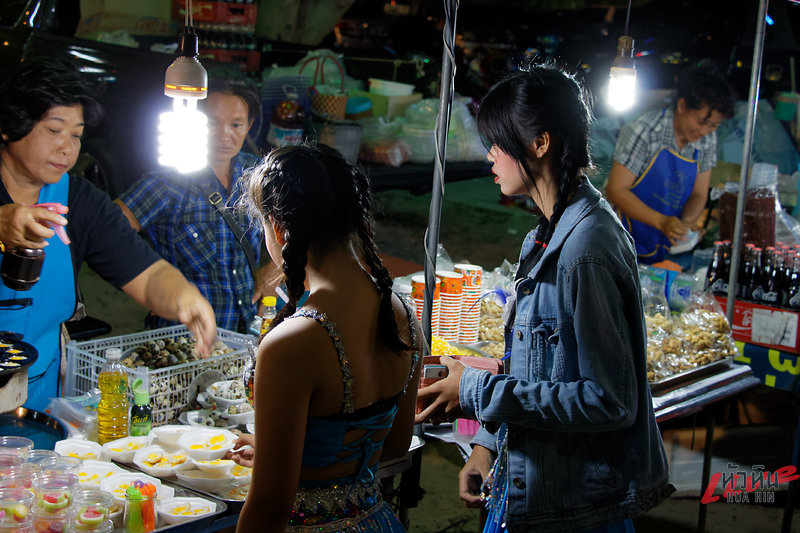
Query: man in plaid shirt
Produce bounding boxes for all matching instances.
[606,64,735,265]
[116,82,273,332]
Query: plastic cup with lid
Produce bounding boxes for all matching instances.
[0,436,33,458]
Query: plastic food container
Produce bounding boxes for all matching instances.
[33,473,77,517]
[157,497,214,525]
[398,125,436,163]
[0,464,37,490]
[132,446,189,478]
[368,78,415,96]
[53,439,105,462]
[101,436,153,463]
[0,436,34,458]
[190,458,235,477]
[174,469,235,493]
[70,489,114,532]
[177,429,237,462]
[25,450,59,468]
[205,380,247,408]
[0,487,34,528]
[148,425,193,449]
[76,460,123,488]
[38,456,83,477]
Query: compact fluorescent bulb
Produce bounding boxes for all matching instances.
[158,28,209,174]
[608,36,637,113]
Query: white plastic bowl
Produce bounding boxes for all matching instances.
[221,409,254,426]
[132,445,189,479]
[174,469,235,492]
[54,438,106,462]
[177,429,237,462]
[148,425,193,449]
[230,464,253,486]
[368,78,415,96]
[189,458,235,477]
[76,460,123,488]
[205,380,247,409]
[157,496,215,525]
[102,436,153,463]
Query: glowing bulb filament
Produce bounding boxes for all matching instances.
[158,97,208,174]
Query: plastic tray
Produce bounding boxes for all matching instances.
[64,326,254,426]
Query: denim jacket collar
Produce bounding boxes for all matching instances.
[521,179,601,283]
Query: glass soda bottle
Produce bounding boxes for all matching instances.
[706,241,725,294]
[259,296,277,336]
[97,347,129,444]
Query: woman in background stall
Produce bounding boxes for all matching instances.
[228,143,421,533]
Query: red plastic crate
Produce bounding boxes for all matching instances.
[173,1,257,25]
[715,296,800,354]
[199,49,260,72]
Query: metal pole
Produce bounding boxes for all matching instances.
[726,0,769,324]
[421,0,459,352]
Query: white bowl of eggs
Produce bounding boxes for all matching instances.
[102,436,153,463]
[132,445,189,478]
[205,380,247,409]
[176,429,237,462]
[157,496,216,525]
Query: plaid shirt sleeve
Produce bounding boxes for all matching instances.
[612,111,657,178]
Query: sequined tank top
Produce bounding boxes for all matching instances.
[291,298,418,488]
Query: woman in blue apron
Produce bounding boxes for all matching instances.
[0,58,218,412]
[606,65,736,267]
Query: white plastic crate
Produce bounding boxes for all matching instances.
[65,325,254,426]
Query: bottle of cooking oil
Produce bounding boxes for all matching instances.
[97,347,129,444]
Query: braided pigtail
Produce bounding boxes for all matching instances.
[271,232,309,329]
[352,168,411,352]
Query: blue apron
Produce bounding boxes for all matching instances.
[622,144,699,264]
[0,175,76,411]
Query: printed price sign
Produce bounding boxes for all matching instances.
[751,308,797,347]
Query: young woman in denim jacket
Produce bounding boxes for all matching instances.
[416,64,673,532]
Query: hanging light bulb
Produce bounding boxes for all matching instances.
[608,35,637,112]
[158,21,208,174]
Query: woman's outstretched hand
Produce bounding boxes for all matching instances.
[414,355,466,424]
[225,434,255,467]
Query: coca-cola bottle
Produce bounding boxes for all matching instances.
[706,241,728,295]
[749,247,765,302]
[761,246,781,305]
[738,244,755,299]
[788,253,800,309]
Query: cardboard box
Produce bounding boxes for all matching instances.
[714,296,800,354]
[355,90,422,120]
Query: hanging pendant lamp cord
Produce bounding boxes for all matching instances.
[624,0,632,36]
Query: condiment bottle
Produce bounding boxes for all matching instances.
[129,378,152,437]
[259,296,277,336]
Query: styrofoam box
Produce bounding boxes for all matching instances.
[65,326,252,426]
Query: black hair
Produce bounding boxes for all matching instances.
[676,64,736,118]
[207,79,262,124]
[242,143,410,352]
[477,61,593,260]
[0,58,104,146]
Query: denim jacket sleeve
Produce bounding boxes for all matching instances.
[460,258,640,432]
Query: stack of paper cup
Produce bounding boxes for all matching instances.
[454,263,483,343]
[410,274,440,337]
[436,270,465,342]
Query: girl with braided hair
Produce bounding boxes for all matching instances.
[230,143,421,533]
[415,63,672,532]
